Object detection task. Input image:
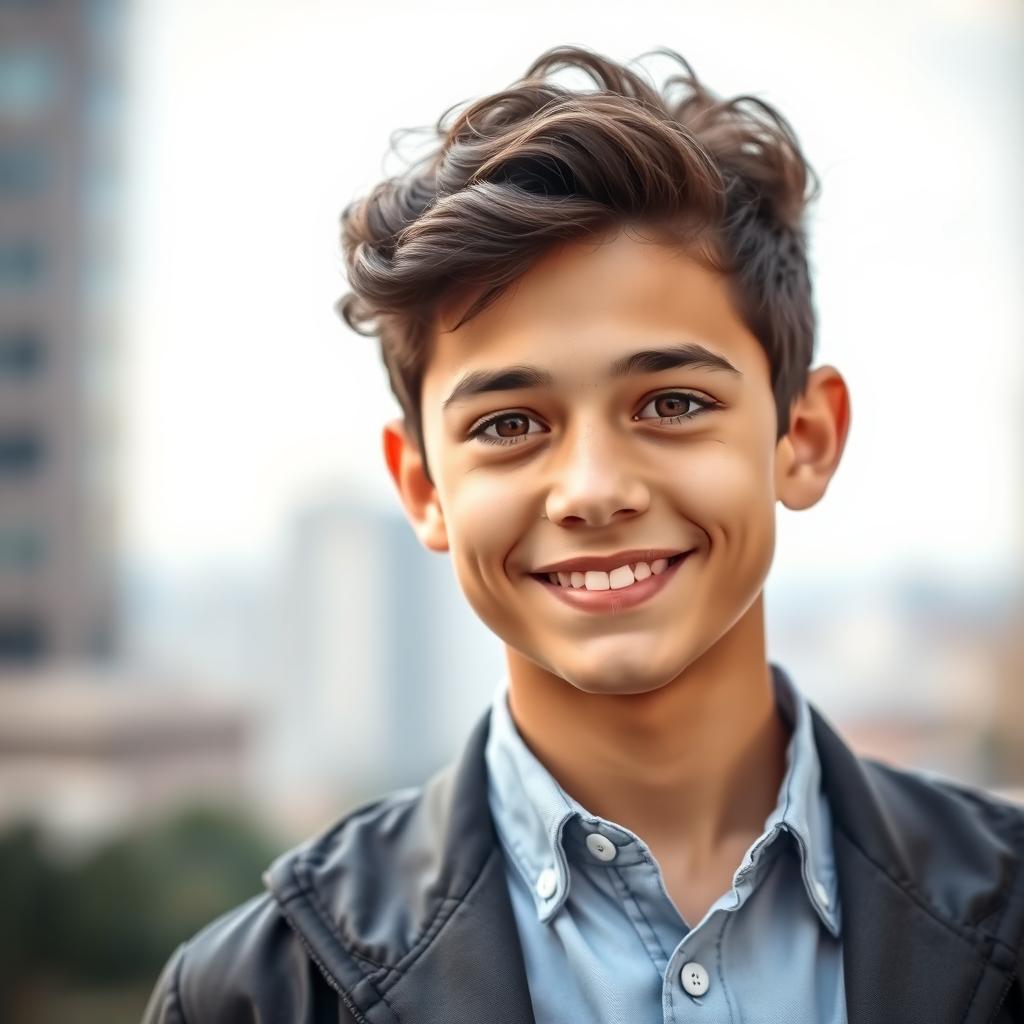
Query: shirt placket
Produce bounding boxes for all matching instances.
[661,909,731,1024]
[619,829,785,1022]
[579,824,738,1023]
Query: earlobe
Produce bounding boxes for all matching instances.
[382,419,449,553]
[775,366,851,511]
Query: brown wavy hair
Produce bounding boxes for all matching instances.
[336,44,821,485]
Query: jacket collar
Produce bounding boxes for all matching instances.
[808,689,1024,1023]
[264,666,1024,1024]
[484,664,839,934]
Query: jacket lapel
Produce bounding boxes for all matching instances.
[383,843,537,1024]
[811,704,1020,1024]
[382,710,537,1024]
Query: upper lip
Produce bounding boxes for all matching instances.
[530,548,690,575]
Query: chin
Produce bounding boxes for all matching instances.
[554,629,701,693]
[555,659,682,697]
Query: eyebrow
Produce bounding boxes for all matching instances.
[441,343,743,411]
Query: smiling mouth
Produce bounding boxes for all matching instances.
[529,551,689,591]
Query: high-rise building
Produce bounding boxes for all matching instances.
[265,491,502,831]
[0,0,123,664]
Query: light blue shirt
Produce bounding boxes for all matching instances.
[484,662,847,1023]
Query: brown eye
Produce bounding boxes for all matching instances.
[635,390,718,425]
[654,394,691,417]
[469,411,546,447]
[493,414,529,438]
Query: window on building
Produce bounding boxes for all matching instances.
[0,525,44,570]
[0,431,44,475]
[0,239,46,288]
[0,146,53,196]
[0,328,44,376]
[0,615,46,662]
[0,47,58,121]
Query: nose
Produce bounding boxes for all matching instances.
[543,418,651,528]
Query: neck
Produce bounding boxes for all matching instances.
[504,593,789,866]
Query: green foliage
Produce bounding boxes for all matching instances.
[0,822,62,1000]
[0,802,282,1005]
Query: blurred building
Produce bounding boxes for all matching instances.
[262,491,501,836]
[0,663,252,854]
[0,0,124,664]
[767,569,1024,789]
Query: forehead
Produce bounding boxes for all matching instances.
[424,228,768,400]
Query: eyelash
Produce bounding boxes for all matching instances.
[468,391,720,447]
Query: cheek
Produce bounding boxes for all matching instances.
[444,471,526,583]
[442,473,535,643]
[673,436,778,586]
[449,470,520,533]
[676,438,775,522]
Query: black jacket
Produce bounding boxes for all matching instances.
[142,692,1024,1023]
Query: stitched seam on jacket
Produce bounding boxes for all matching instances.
[380,846,506,991]
[962,814,1024,1022]
[284,859,399,1019]
[293,858,389,972]
[285,846,492,999]
[960,888,1012,1024]
[866,764,1021,933]
[982,806,1024,953]
[379,896,462,991]
[961,959,998,1024]
[275,866,448,982]
[347,946,390,971]
[934,776,1022,931]
[288,783,474,985]
[835,818,1001,955]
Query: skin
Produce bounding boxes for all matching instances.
[383,224,851,925]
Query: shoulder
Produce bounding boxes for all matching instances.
[140,733,483,1024]
[812,701,1024,899]
[860,755,1024,851]
[141,892,342,1024]
[869,764,1024,1018]
[140,786,429,1024]
[812,695,1024,967]
[851,755,1024,938]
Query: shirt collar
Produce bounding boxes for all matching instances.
[484,661,840,936]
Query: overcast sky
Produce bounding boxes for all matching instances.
[120,0,1023,583]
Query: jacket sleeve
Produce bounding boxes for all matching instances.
[140,943,188,1024]
[137,894,361,1024]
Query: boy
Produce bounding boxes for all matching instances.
[142,44,1024,1023]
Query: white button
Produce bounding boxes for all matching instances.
[814,880,830,907]
[680,961,709,997]
[535,867,557,899]
[585,832,617,862]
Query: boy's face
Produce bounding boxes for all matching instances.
[385,226,848,696]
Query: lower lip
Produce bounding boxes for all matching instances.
[530,552,694,613]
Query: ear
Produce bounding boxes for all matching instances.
[774,365,851,510]
[382,418,449,553]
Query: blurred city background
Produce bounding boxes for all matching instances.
[1,0,1022,1021]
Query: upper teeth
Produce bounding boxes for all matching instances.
[548,558,670,590]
